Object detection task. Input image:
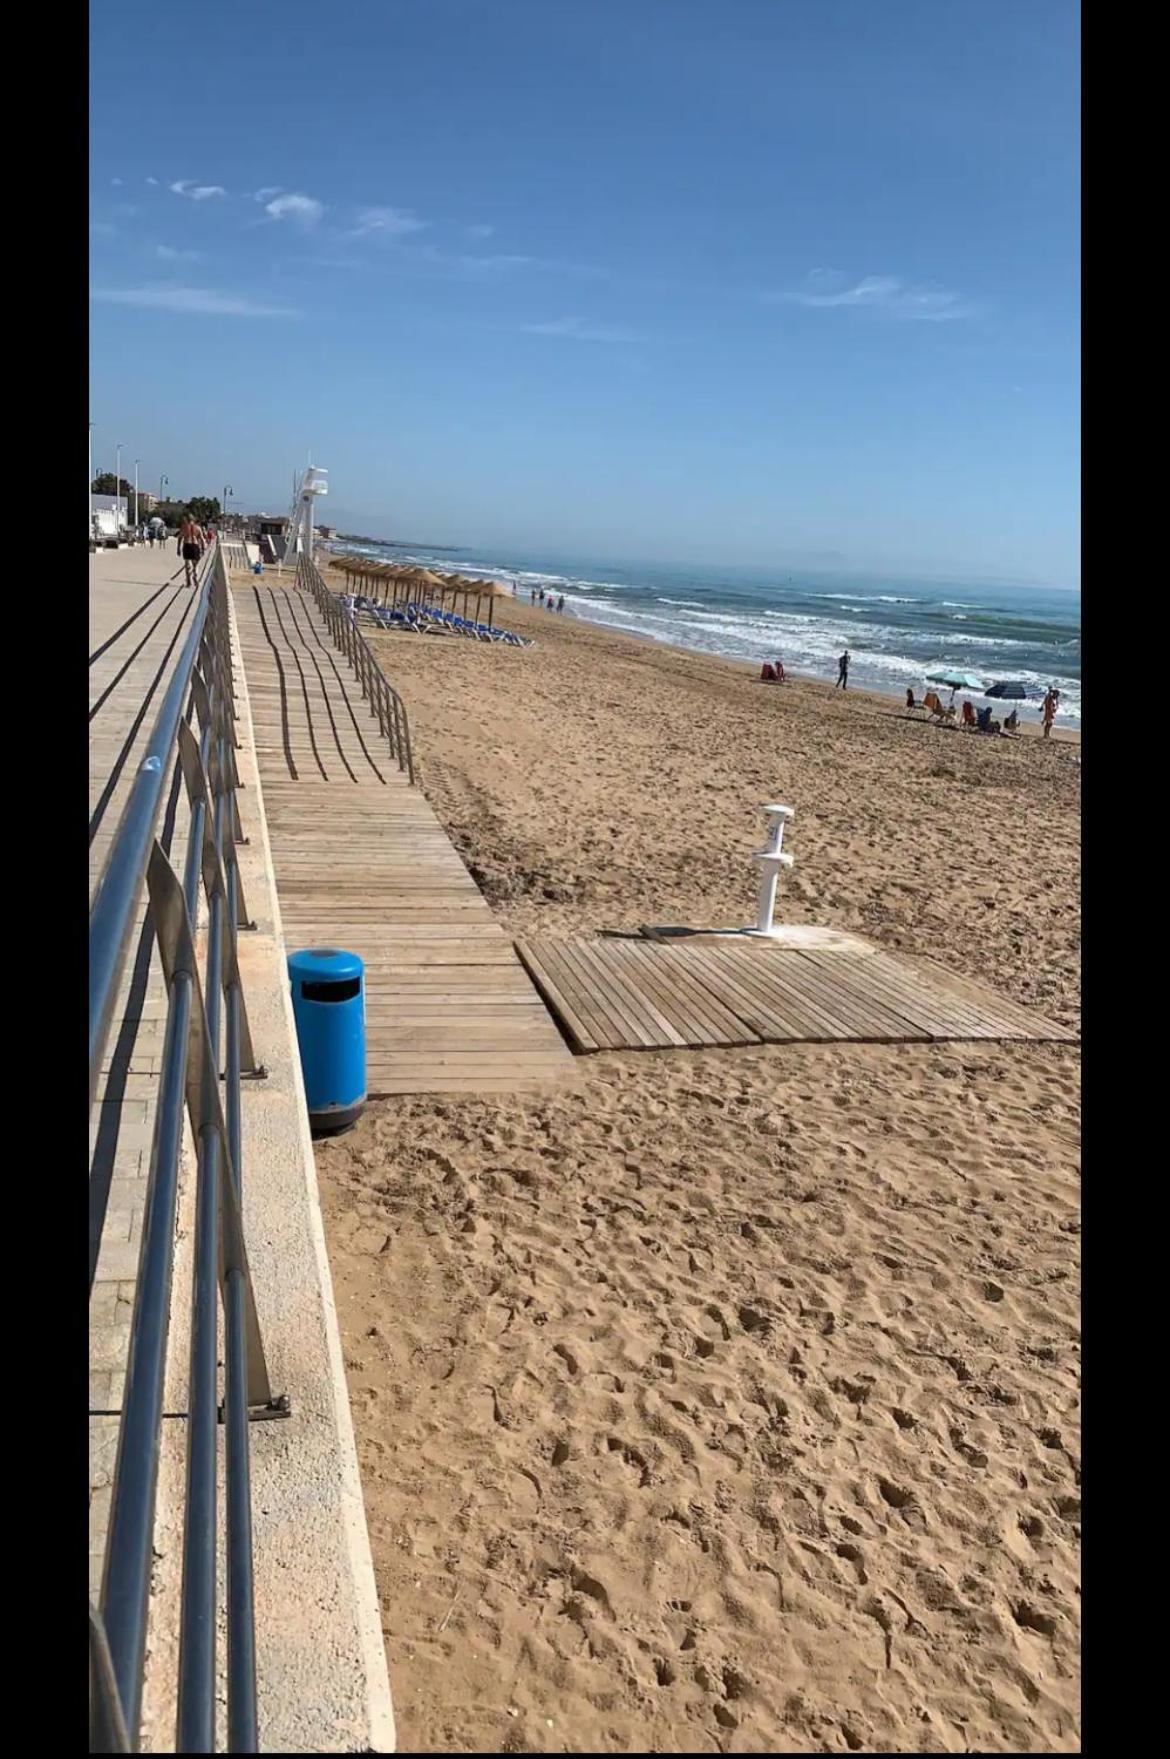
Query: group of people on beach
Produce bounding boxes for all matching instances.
[531,587,565,612]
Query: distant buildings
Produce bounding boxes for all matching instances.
[91,494,128,543]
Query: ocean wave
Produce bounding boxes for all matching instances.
[657,597,705,608]
[559,594,1081,720]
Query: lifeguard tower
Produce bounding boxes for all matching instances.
[280,462,328,567]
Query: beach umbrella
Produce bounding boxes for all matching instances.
[984,680,1028,700]
[926,666,986,704]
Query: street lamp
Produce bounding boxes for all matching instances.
[159,473,169,505]
[223,484,233,529]
[89,423,93,545]
[114,444,123,534]
[134,459,139,534]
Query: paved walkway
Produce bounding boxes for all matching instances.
[231,570,574,1093]
[89,545,196,1594]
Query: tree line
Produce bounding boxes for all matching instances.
[91,475,221,528]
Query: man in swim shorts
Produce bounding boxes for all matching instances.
[178,514,205,587]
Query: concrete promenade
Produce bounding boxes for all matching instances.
[89,545,395,1751]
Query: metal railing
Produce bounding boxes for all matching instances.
[89,542,287,1754]
[296,552,415,783]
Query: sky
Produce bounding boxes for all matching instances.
[89,0,1080,586]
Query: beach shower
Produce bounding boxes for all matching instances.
[750,804,795,937]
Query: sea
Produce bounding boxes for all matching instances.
[331,540,1082,728]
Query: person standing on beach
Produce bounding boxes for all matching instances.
[178,513,204,587]
[557,593,565,612]
[836,650,850,689]
[1041,686,1060,739]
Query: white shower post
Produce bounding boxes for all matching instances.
[750,804,794,936]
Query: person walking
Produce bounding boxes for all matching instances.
[1041,686,1060,739]
[178,512,205,587]
[836,649,850,690]
[556,593,565,612]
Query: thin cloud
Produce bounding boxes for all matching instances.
[442,252,535,281]
[170,179,227,201]
[265,192,324,226]
[785,269,972,322]
[110,177,123,187]
[145,176,159,186]
[91,284,300,318]
[350,205,427,239]
[253,186,282,202]
[411,244,605,283]
[155,244,203,262]
[521,315,644,343]
[466,223,494,239]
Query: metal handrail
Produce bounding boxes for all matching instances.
[89,558,215,1104]
[90,542,285,1753]
[296,552,415,784]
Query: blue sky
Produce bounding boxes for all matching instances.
[90,0,1079,585]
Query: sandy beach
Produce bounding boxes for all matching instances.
[314,579,1080,1753]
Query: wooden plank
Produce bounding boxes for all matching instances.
[537,940,634,1051]
[514,941,605,1052]
[565,940,690,1048]
[824,949,1003,1039]
[905,953,1075,1040]
[776,949,933,1041]
[599,940,728,1046]
[527,939,635,1050]
[672,941,838,1040]
[608,939,759,1046]
[789,949,944,1039]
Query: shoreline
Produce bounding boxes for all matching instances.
[323,546,1081,738]
[522,590,1082,738]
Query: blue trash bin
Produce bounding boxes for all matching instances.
[288,948,366,1134]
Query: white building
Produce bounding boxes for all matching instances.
[92,494,129,533]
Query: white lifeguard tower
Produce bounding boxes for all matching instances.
[280,462,328,568]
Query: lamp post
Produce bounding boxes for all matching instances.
[158,474,169,511]
[223,484,233,531]
[134,459,139,535]
[114,444,123,534]
[89,423,93,546]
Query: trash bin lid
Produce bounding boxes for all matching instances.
[288,947,364,984]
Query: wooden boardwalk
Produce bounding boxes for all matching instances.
[515,935,1076,1052]
[232,574,573,1094]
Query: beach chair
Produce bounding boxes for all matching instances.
[760,661,777,683]
[960,700,977,730]
[924,691,956,726]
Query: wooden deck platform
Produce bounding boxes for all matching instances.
[515,935,1076,1052]
[232,575,574,1094]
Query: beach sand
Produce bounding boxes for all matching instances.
[314,581,1081,1753]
